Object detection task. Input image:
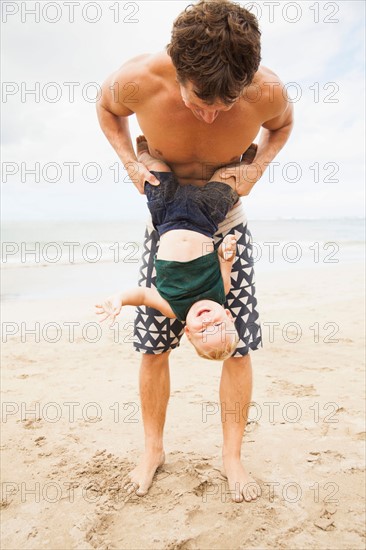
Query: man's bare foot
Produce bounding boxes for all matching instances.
[123,449,165,497]
[219,234,237,261]
[136,135,171,172]
[221,457,261,502]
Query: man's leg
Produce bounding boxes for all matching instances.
[220,354,261,502]
[126,217,185,496]
[214,202,262,502]
[124,351,170,496]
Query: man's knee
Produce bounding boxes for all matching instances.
[140,350,171,369]
[224,352,251,369]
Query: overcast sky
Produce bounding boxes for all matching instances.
[1,0,365,221]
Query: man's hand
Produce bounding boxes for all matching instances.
[212,142,262,197]
[125,160,160,195]
[218,161,262,197]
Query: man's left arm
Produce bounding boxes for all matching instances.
[220,85,294,196]
[254,93,294,179]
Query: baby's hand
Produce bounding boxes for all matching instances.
[221,234,237,261]
[95,293,123,324]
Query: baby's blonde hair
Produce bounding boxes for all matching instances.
[193,332,240,361]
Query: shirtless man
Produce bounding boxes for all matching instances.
[96,0,294,503]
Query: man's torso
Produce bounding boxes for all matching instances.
[116,52,283,186]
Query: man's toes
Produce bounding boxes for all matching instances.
[136,486,149,497]
[243,483,261,501]
[125,481,139,494]
[122,473,131,484]
[230,483,244,502]
[251,482,261,497]
[242,488,252,502]
[123,479,131,490]
[124,482,133,493]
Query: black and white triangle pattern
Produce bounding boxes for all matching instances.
[214,223,263,357]
[134,221,262,356]
[134,225,185,354]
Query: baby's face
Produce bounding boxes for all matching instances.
[185,300,237,352]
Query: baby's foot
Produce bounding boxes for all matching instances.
[241,142,258,165]
[208,165,237,191]
[136,136,171,172]
[220,234,237,261]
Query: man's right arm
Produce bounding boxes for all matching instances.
[95,60,159,192]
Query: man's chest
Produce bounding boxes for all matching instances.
[136,101,262,165]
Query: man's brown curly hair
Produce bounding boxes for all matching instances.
[167,0,261,105]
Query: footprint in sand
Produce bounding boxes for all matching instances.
[21,418,42,429]
[269,379,319,397]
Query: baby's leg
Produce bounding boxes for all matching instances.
[207,165,237,191]
[137,136,171,172]
[207,143,258,190]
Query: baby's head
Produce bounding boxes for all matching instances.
[184,300,239,360]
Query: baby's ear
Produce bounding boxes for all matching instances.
[184,326,191,339]
[225,309,233,320]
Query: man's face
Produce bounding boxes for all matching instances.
[179,81,236,124]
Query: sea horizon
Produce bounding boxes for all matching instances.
[1,217,364,301]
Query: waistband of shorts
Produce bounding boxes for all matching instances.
[215,198,247,234]
[145,197,246,233]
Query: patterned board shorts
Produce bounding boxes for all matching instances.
[133,200,263,357]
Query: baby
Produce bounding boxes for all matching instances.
[95,136,241,360]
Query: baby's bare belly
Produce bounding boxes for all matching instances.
[150,159,240,261]
[157,230,214,262]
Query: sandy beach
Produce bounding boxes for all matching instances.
[2,0,365,544]
[1,252,365,550]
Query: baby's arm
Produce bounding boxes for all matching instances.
[218,234,237,295]
[95,286,175,324]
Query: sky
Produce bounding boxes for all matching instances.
[1,0,365,221]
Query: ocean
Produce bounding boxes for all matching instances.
[1,218,364,301]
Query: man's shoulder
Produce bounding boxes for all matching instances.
[257,65,283,84]
[113,51,173,92]
[98,51,174,114]
[252,65,290,119]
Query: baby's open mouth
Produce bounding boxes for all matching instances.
[197,308,210,317]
